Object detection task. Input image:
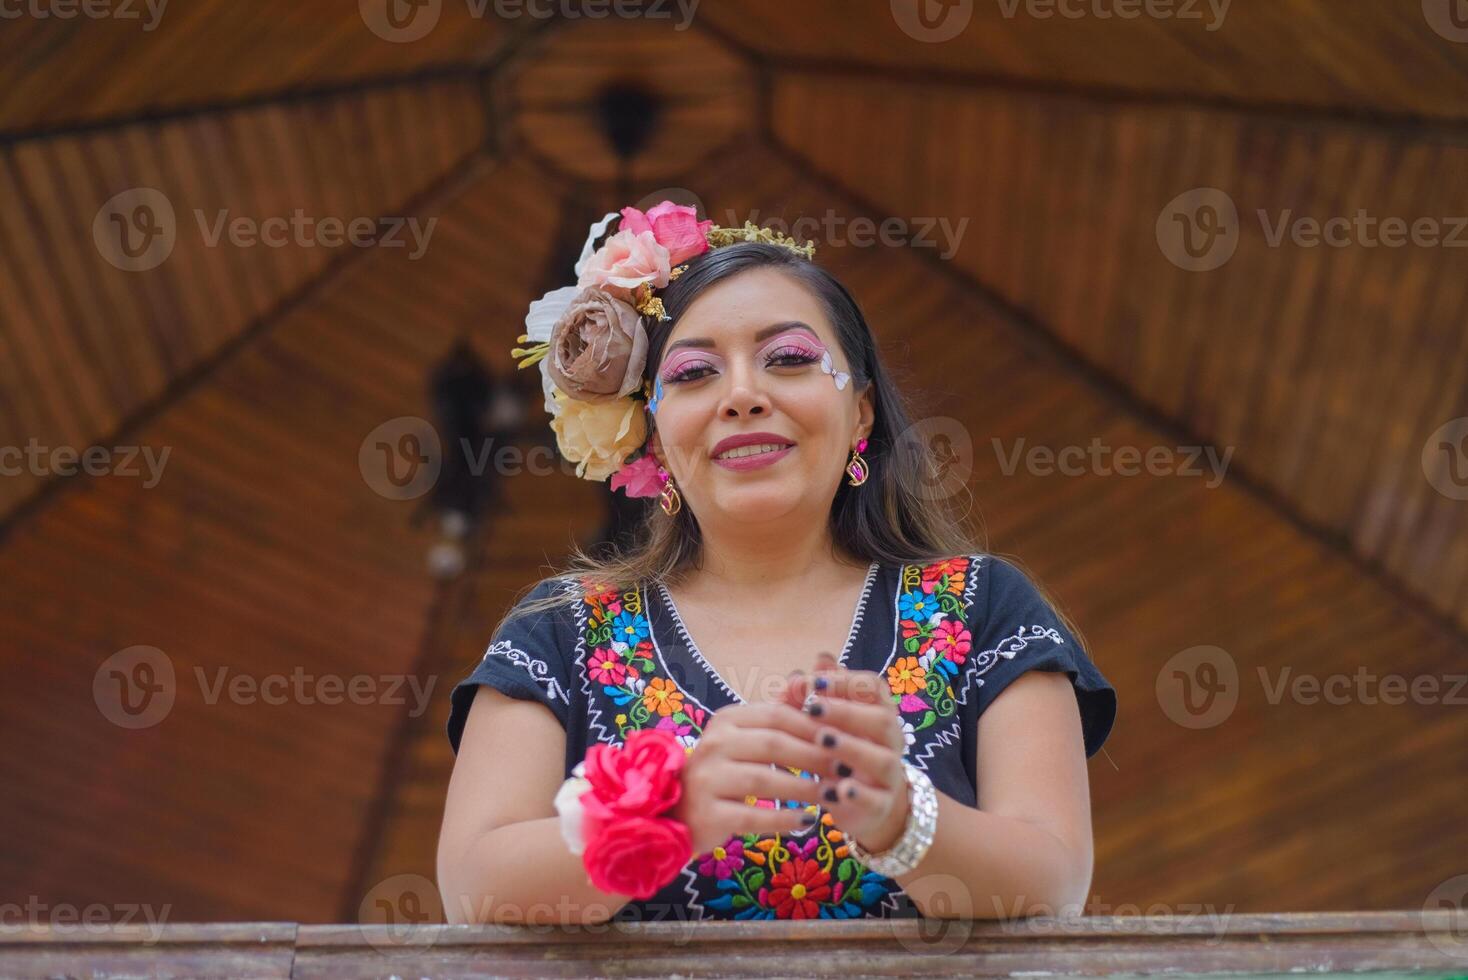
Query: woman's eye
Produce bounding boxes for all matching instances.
[665,364,715,384]
[766,346,822,368]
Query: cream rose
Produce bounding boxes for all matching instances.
[550,390,648,481]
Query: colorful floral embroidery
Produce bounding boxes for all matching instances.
[694,810,902,919]
[578,578,708,745]
[889,556,976,733]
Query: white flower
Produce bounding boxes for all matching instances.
[574,211,621,279]
[554,761,592,855]
[525,285,582,417]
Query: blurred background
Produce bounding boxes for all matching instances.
[1,0,1466,927]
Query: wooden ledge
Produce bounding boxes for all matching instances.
[1,911,1464,977]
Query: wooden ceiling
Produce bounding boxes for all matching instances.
[2,1,1465,922]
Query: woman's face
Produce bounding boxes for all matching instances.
[648,267,874,526]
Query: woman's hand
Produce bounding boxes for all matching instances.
[771,652,914,856]
[667,702,833,857]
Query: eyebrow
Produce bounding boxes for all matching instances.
[665,321,820,353]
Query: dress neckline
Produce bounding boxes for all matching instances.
[651,561,883,705]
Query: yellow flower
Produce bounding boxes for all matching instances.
[549,389,648,481]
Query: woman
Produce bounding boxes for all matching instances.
[437,203,1116,924]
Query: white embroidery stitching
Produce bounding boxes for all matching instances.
[482,639,570,707]
[971,624,1066,686]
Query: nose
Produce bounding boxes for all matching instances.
[717,361,771,418]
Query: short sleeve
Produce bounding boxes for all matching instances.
[969,556,1116,757]
[445,576,577,754]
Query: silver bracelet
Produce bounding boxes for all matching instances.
[843,760,938,878]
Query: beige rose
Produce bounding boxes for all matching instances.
[545,287,649,404]
[550,390,648,481]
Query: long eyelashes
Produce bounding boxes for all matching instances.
[661,345,823,384]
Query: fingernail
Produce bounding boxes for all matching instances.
[846,784,858,800]
[823,787,838,803]
[813,675,829,691]
[808,700,824,717]
[800,812,816,826]
[837,762,852,778]
[821,733,837,749]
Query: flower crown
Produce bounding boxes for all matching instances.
[511,201,818,499]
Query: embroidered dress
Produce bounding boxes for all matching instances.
[446,554,1116,922]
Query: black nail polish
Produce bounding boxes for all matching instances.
[800,812,817,826]
[846,784,858,800]
[808,700,824,717]
[824,787,838,803]
[821,733,837,749]
[814,675,829,691]
[837,763,852,778]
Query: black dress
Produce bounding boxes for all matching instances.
[445,553,1116,922]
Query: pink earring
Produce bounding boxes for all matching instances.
[846,438,870,486]
[657,466,682,515]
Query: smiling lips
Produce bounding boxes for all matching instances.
[710,432,796,471]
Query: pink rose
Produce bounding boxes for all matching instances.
[580,807,692,900]
[577,229,670,302]
[619,202,713,266]
[582,727,686,817]
[545,287,649,404]
[609,454,664,499]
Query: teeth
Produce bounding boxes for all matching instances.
[716,443,790,460]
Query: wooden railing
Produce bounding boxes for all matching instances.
[1,912,1464,977]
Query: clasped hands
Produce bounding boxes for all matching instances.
[770,650,912,856]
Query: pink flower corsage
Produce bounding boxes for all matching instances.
[553,727,693,900]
